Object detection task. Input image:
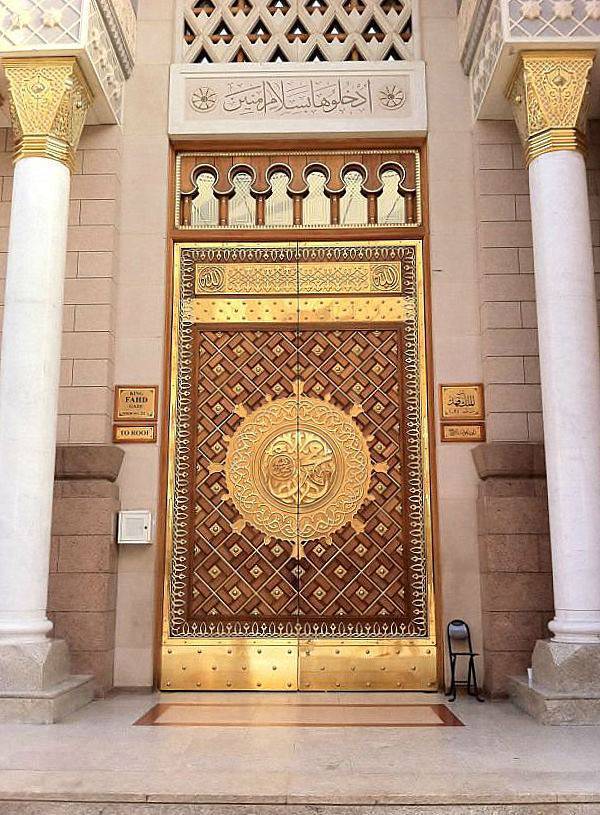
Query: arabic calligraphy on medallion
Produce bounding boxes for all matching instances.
[224,393,372,544]
[262,428,336,508]
[188,77,408,119]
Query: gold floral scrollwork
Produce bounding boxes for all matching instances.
[3,57,93,172]
[506,50,595,166]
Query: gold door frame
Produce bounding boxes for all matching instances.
[161,239,437,691]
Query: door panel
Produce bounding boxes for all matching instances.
[161,240,436,691]
[294,327,407,629]
[191,328,300,630]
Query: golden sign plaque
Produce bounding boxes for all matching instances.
[440,384,485,421]
[441,423,486,443]
[113,424,157,444]
[114,386,158,422]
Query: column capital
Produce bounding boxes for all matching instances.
[2,56,93,172]
[506,50,595,167]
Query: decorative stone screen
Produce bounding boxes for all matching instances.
[181,0,415,63]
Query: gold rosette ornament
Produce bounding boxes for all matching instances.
[212,383,387,555]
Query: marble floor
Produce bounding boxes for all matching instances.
[0,691,600,807]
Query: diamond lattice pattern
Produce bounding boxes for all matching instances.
[190,328,412,634]
[0,0,83,49]
[182,0,414,63]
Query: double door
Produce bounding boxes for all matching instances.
[161,239,436,690]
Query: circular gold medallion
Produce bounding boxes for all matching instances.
[225,394,372,543]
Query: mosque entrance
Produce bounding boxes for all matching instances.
[161,148,436,691]
[160,142,438,691]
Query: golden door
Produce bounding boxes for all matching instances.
[161,240,437,691]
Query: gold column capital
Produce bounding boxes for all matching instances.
[506,50,595,167]
[2,56,93,173]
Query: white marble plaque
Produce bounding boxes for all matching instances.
[169,62,427,137]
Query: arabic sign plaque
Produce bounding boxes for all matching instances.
[441,423,486,443]
[169,63,427,137]
[440,385,485,422]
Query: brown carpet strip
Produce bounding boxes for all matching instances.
[135,702,463,728]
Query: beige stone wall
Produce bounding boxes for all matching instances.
[112,0,173,687]
[475,119,600,442]
[475,120,540,443]
[423,0,484,670]
[0,125,121,445]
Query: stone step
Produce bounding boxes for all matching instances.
[0,802,598,815]
[510,674,600,726]
[0,674,95,724]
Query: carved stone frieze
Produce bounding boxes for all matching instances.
[470,0,503,117]
[0,0,85,50]
[507,49,595,164]
[170,62,427,138]
[96,0,136,77]
[458,0,493,73]
[3,56,93,170]
[508,0,600,39]
[88,0,125,122]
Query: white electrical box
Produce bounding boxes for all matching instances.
[117,510,153,545]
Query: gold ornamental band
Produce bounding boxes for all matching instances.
[526,127,587,167]
[11,134,80,173]
[182,295,415,325]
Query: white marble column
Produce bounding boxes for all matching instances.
[508,51,600,646]
[0,157,71,642]
[529,149,600,644]
[0,59,92,645]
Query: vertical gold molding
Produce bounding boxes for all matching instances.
[506,50,595,167]
[2,57,93,172]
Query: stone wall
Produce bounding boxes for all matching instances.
[475,119,600,443]
[48,446,124,696]
[422,0,485,686]
[475,120,541,442]
[111,0,172,688]
[473,443,554,697]
[0,124,121,445]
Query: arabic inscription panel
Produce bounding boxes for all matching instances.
[169,64,427,138]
